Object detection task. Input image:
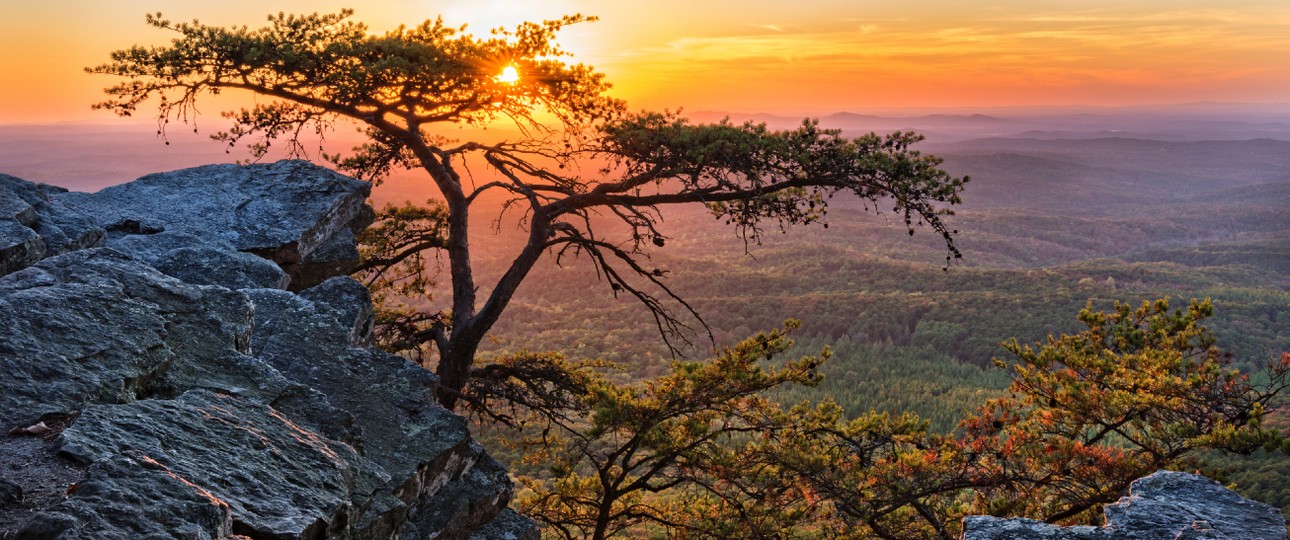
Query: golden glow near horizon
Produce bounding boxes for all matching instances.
[1,0,1288,123]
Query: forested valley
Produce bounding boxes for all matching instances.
[450,134,1290,514]
[4,115,1287,532]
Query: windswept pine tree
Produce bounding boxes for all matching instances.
[92,10,966,408]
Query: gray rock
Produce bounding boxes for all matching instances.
[0,480,19,507]
[9,511,79,540]
[403,455,515,540]
[0,174,104,277]
[470,509,541,540]
[1102,471,1286,539]
[0,257,368,538]
[0,220,43,276]
[0,248,261,429]
[0,176,102,254]
[0,250,180,428]
[30,199,104,257]
[58,391,368,539]
[244,286,499,537]
[961,470,1288,540]
[309,224,362,265]
[961,516,1108,539]
[0,183,37,226]
[0,160,531,540]
[0,420,86,535]
[55,160,371,284]
[299,276,376,346]
[13,449,237,540]
[109,232,290,290]
[294,225,367,291]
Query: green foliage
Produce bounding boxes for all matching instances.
[90,10,615,160]
[355,201,449,362]
[755,299,1290,539]
[480,324,826,540]
[471,301,1289,540]
[479,204,1287,373]
[776,340,1009,433]
[961,299,1289,523]
[602,113,966,256]
[1203,436,1290,516]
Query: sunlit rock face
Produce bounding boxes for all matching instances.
[0,161,535,540]
[961,470,1287,540]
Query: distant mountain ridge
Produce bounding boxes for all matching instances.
[684,107,1290,142]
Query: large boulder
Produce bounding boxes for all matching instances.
[55,160,373,289]
[0,174,103,276]
[109,232,290,290]
[0,162,535,540]
[961,470,1288,540]
[0,248,253,428]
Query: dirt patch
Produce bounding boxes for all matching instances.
[0,412,86,538]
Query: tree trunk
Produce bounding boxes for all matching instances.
[436,340,477,409]
[437,191,475,409]
[435,211,552,410]
[592,498,613,540]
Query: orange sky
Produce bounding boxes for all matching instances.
[1,0,1288,124]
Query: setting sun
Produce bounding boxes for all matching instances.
[497,65,519,84]
[2,1,1288,122]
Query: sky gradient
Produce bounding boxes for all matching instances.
[1,1,1288,124]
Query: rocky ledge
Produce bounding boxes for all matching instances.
[962,470,1287,540]
[0,161,536,540]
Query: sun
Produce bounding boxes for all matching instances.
[497,65,520,84]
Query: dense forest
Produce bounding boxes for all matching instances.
[458,136,1290,514]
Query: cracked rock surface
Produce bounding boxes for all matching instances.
[0,161,535,539]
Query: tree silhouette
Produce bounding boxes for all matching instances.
[91,10,966,408]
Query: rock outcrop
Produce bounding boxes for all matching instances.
[0,175,101,276]
[0,161,536,540]
[961,470,1287,540]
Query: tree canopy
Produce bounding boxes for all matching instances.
[91,10,965,408]
[486,323,826,540]
[469,299,1289,539]
[762,298,1289,538]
